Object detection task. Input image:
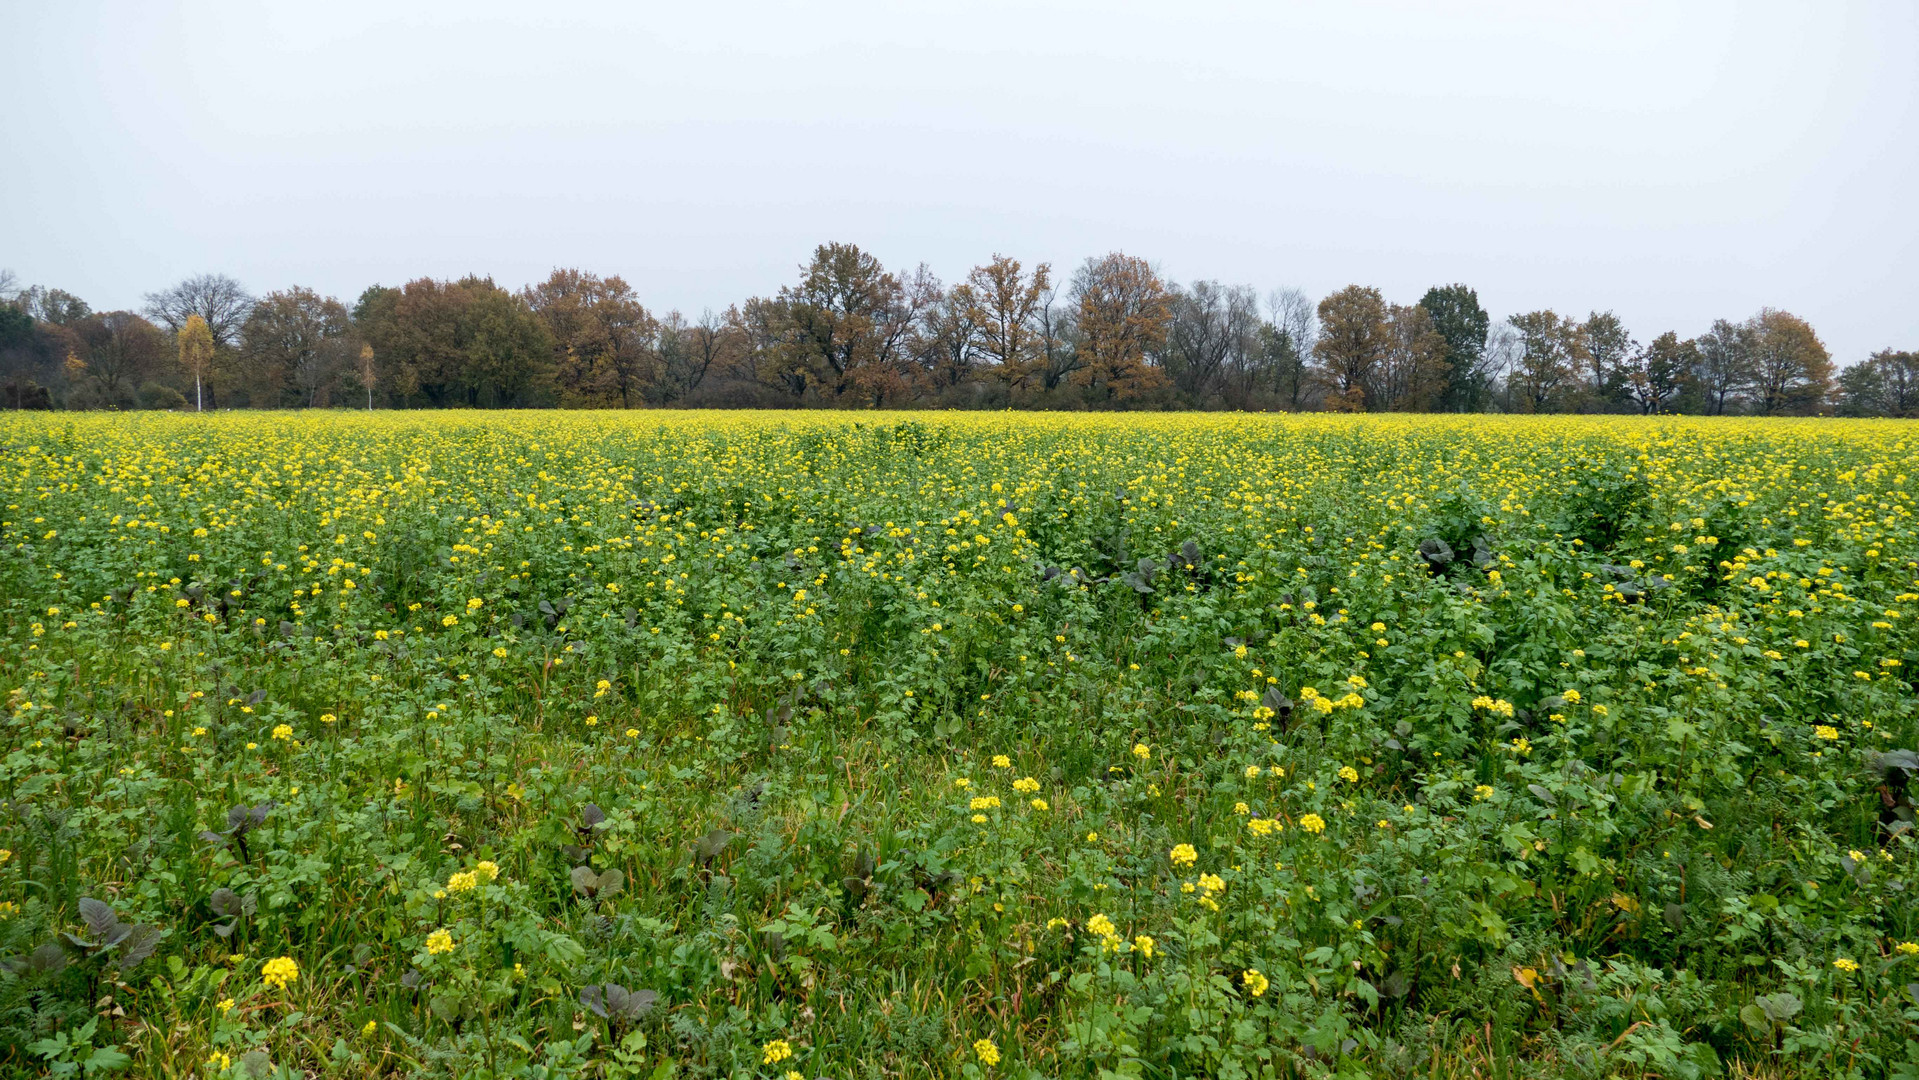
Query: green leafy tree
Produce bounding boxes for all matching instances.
[1417,284,1490,411]
[354,277,553,407]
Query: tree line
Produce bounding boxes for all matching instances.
[0,247,1908,415]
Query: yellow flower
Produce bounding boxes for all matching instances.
[1244,765,1261,779]
[762,1039,794,1065]
[1169,843,1197,867]
[1338,765,1359,783]
[363,1019,378,1036]
[1030,798,1048,811]
[475,860,499,882]
[1833,957,1859,972]
[1243,968,1269,996]
[953,777,971,789]
[1233,801,1249,815]
[1012,776,1040,793]
[969,795,1001,810]
[1134,934,1155,957]
[447,870,478,893]
[1896,941,1919,956]
[974,1038,1000,1066]
[1814,725,1839,741]
[1299,813,1326,834]
[261,955,299,990]
[1562,688,1581,703]
[216,997,235,1013]
[271,724,293,741]
[626,728,639,738]
[991,754,1011,768]
[1086,913,1116,938]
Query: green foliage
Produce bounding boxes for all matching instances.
[0,411,1916,1078]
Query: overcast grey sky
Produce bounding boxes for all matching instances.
[4,1,1914,365]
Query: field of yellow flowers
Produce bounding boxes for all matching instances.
[3,411,1919,1079]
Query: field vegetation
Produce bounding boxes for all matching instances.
[2,411,1919,1079]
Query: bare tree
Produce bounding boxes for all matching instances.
[1031,280,1080,393]
[1483,324,1522,410]
[1262,288,1316,410]
[1162,280,1259,405]
[143,273,253,347]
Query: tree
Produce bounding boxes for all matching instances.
[1368,304,1449,412]
[1581,310,1635,411]
[356,345,378,409]
[1691,319,1751,415]
[1504,310,1585,413]
[916,282,985,394]
[144,274,253,409]
[240,288,356,407]
[354,277,552,407]
[1312,286,1390,410]
[1863,350,1918,416]
[1161,280,1260,406]
[668,308,743,402]
[757,243,928,405]
[177,314,215,411]
[1260,288,1316,411]
[1833,350,1919,417]
[1417,285,1490,412]
[25,287,92,326]
[143,274,253,347]
[1743,308,1831,415]
[524,270,659,408]
[1069,253,1172,405]
[69,312,166,408]
[1620,331,1696,414]
[965,256,1052,391]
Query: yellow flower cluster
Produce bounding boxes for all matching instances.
[261,955,299,990]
